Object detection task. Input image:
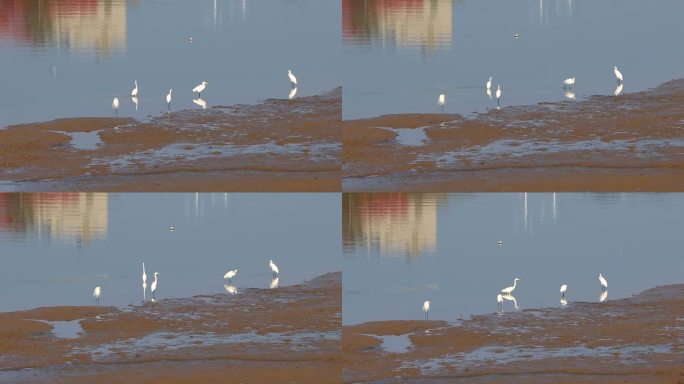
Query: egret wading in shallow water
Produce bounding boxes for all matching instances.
[166,89,172,112]
[131,80,138,97]
[288,69,297,88]
[497,294,503,312]
[112,97,119,117]
[599,273,608,291]
[93,286,101,310]
[269,259,279,278]
[438,94,445,113]
[224,269,238,281]
[613,66,623,84]
[486,76,493,99]
[560,284,567,298]
[423,300,430,320]
[563,77,575,88]
[501,278,520,295]
[193,81,208,98]
[496,85,502,109]
[151,272,159,301]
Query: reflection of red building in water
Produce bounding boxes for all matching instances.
[343,193,447,257]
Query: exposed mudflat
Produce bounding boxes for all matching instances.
[0,88,341,192]
[342,284,684,383]
[0,272,341,383]
[343,79,684,191]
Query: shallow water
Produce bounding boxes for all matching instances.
[0,0,340,127]
[342,193,684,324]
[0,193,340,312]
[343,0,684,119]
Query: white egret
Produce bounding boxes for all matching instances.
[166,89,173,112]
[438,94,445,113]
[496,85,502,109]
[514,33,520,38]
[224,284,238,295]
[613,66,623,83]
[131,96,139,111]
[501,278,520,294]
[599,273,608,291]
[422,300,430,320]
[498,240,503,246]
[93,286,101,307]
[224,269,238,280]
[112,97,120,117]
[193,81,208,97]
[563,77,575,88]
[497,294,503,312]
[131,80,138,97]
[486,76,492,91]
[269,259,279,277]
[169,226,175,231]
[289,87,298,100]
[564,90,576,100]
[270,277,280,289]
[288,69,297,88]
[600,290,608,303]
[560,284,567,298]
[614,83,623,96]
[142,262,147,286]
[193,98,207,109]
[151,272,160,301]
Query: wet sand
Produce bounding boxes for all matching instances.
[0,88,341,192]
[343,79,684,191]
[0,272,341,383]
[342,284,684,383]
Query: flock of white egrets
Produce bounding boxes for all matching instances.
[422,272,610,320]
[437,66,625,112]
[91,259,281,311]
[110,70,298,117]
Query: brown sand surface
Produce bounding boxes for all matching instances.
[0,88,341,192]
[0,272,341,383]
[343,79,684,191]
[342,284,684,383]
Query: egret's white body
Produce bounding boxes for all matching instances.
[599,273,608,290]
[270,277,280,289]
[166,89,173,111]
[288,69,297,87]
[131,80,138,97]
[193,81,208,97]
[497,294,503,312]
[613,66,623,83]
[498,240,503,246]
[169,226,175,231]
[615,83,623,96]
[438,94,445,112]
[496,85,502,109]
[422,300,430,320]
[486,76,492,91]
[224,269,238,280]
[151,272,159,301]
[93,286,101,308]
[289,87,298,100]
[142,262,147,285]
[560,284,567,297]
[112,97,120,117]
[563,77,575,87]
[269,259,279,277]
[193,98,207,109]
[501,278,520,294]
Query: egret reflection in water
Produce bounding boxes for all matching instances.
[270,277,279,289]
[502,293,518,310]
[600,290,608,303]
[615,83,624,96]
[193,98,207,109]
[224,284,238,295]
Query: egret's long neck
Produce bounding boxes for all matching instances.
[143,263,145,273]
[512,280,517,289]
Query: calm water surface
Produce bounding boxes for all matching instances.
[0,0,340,127]
[343,0,684,119]
[0,193,340,312]
[343,193,684,325]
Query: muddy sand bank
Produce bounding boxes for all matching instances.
[0,272,341,383]
[342,283,684,383]
[343,79,684,191]
[0,88,341,192]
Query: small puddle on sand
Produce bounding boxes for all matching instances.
[379,127,429,146]
[37,320,84,339]
[365,334,413,353]
[53,131,103,150]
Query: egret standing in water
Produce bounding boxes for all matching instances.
[193,81,208,98]
[151,272,160,301]
[269,259,279,277]
[497,294,503,312]
[224,269,238,281]
[501,278,520,295]
[422,300,430,320]
[563,77,575,88]
[599,273,608,291]
[496,85,502,109]
[613,66,623,83]
[486,76,493,99]
[93,286,101,310]
[166,89,173,112]
[438,94,445,113]
[288,69,297,88]
[112,97,120,117]
[560,284,567,298]
[131,80,138,97]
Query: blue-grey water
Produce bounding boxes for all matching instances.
[0,0,340,127]
[342,0,684,119]
[0,193,340,313]
[342,193,684,325]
